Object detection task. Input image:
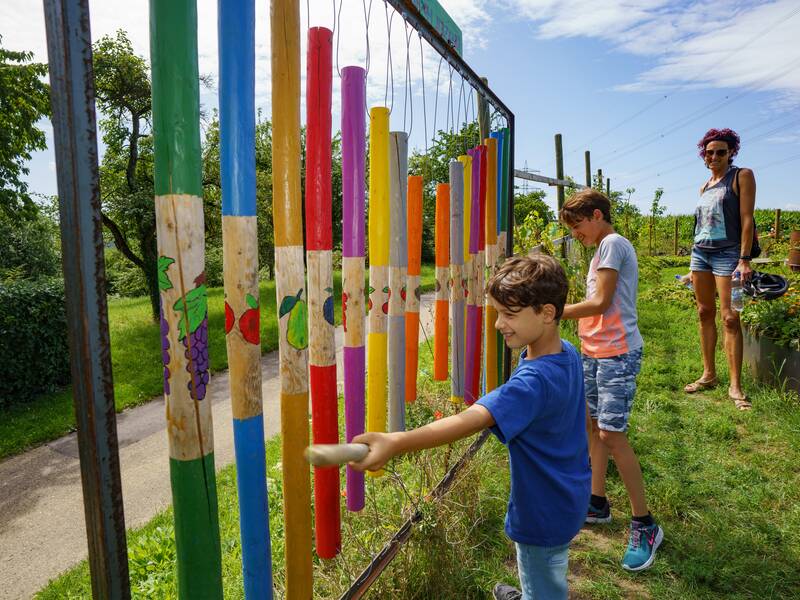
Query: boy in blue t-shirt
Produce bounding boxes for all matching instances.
[351,254,591,600]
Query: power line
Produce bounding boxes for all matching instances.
[594,54,800,167]
[569,2,800,155]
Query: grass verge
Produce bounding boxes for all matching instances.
[37,262,800,598]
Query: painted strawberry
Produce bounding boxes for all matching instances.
[400,285,407,302]
[239,293,260,345]
[382,285,390,314]
[224,301,235,334]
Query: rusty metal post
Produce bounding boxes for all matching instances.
[43,0,130,597]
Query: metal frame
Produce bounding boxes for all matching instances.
[43,0,130,597]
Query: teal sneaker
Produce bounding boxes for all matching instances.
[622,521,663,571]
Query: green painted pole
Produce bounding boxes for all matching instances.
[150,1,223,597]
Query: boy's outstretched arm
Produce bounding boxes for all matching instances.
[350,404,495,472]
[562,268,618,320]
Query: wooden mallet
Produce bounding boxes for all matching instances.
[304,443,370,467]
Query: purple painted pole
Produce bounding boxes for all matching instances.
[341,66,366,511]
[465,147,482,405]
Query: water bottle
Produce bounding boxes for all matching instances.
[675,274,693,291]
[731,271,743,312]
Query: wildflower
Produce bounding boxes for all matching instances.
[434,410,443,420]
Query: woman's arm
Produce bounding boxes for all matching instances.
[561,268,618,320]
[737,168,756,280]
[349,404,494,472]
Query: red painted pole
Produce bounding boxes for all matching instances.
[405,175,423,402]
[305,26,340,559]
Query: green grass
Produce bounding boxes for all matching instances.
[35,261,800,598]
[0,265,436,460]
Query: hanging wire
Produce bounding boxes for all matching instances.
[362,0,373,117]
[418,34,428,156]
[334,0,344,77]
[457,76,467,153]
[468,90,476,146]
[431,54,443,149]
[445,65,454,135]
[403,19,413,135]
[384,1,395,113]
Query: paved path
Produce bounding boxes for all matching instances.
[0,295,437,599]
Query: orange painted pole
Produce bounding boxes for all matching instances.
[271,0,312,596]
[433,183,450,381]
[405,175,423,402]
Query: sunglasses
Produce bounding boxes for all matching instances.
[705,149,729,158]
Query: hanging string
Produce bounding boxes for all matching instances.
[445,65,454,136]
[384,1,395,113]
[363,0,373,117]
[334,0,344,77]
[468,90,476,146]
[457,77,467,153]
[403,20,413,135]
[447,66,455,136]
[431,54,443,149]
[418,34,428,157]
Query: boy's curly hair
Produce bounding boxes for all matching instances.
[487,254,568,320]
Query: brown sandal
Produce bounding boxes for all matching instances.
[684,377,719,393]
[730,394,752,411]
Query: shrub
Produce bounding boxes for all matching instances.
[0,278,70,405]
[741,273,800,351]
[104,248,148,298]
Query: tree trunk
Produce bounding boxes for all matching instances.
[139,224,160,321]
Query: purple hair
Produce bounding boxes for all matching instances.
[698,128,740,164]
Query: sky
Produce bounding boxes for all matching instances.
[3,0,800,216]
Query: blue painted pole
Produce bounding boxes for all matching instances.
[218,1,273,597]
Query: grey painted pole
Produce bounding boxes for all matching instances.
[43,0,130,597]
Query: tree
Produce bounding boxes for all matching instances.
[408,122,481,261]
[514,189,553,226]
[0,36,50,217]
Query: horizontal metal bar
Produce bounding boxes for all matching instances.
[385,0,513,122]
[514,169,587,190]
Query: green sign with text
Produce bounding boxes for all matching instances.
[411,0,462,56]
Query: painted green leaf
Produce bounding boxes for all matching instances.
[158,256,175,292]
[246,293,259,310]
[279,295,298,318]
[173,284,208,340]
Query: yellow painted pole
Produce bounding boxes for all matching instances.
[270,0,312,596]
[366,106,389,476]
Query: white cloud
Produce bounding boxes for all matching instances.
[508,0,800,97]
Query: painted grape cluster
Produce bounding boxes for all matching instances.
[183,318,210,400]
[160,304,171,395]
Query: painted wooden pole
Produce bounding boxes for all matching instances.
[585,150,591,188]
[606,178,611,197]
[492,130,505,381]
[499,128,510,263]
[449,160,465,404]
[271,0,313,595]
[218,1,272,596]
[367,106,389,474]
[341,66,366,511]
[388,132,408,432]
[433,182,450,381]
[475,144,486,397]
[484,137,498,393]
[454,152,472,405]
[405,175,423,403]
[305,26,340,560]
[465,147,482,405]
[150,1,222,597]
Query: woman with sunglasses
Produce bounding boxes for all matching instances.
[684,128,755,410]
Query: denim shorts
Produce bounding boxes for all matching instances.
[515,541,570,600]
[582,347,643,433]
[690,245,740,277]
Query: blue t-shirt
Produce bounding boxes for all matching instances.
[477,340,591,546]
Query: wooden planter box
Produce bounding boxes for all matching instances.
[742,327,800,395]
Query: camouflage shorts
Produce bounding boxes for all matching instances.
[582,348,643,433]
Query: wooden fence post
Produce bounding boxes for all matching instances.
[674,217,679,255]
[555,134,565,211]
[775,208,782,241]
[584,151,591,188]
